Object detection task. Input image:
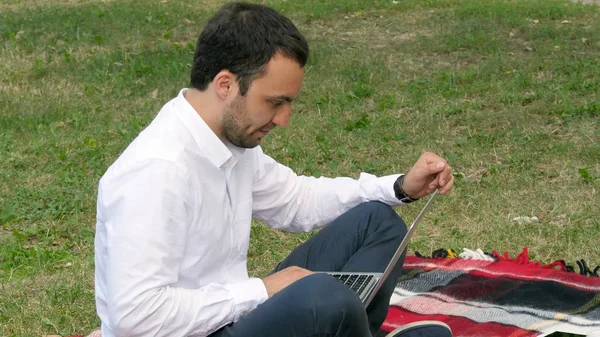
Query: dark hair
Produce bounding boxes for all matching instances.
[190,2,309,95]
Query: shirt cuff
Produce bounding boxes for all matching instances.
[224,277,269,322]
[359,172,404,206]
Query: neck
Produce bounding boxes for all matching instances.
[184,88,224,140]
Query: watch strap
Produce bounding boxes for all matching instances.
[394,175,419,203]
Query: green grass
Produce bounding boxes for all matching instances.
[1,0,599,335]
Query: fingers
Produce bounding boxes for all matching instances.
[407,152,455,198]
[422,152,453,194]
[427,174,440,191]
[434,160,453,194]
[439,173,455,195]
[439,163,452,187]
[425,158,447,175]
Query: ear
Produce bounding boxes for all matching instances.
[213,70,238,101]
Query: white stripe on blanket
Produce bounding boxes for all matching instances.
[391,288,600,335]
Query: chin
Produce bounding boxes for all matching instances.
[239,140,261,149]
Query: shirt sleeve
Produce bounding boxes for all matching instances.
[250,147,405,232]
[96,159,268,337]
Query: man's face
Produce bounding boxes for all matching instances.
[221,54,304,148]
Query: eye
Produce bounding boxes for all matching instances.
[271,100,284,108]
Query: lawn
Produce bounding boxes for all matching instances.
[0,0,599,335]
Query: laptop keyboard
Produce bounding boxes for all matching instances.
[330,274,373,294]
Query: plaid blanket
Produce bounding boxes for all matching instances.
[81,252,599,337]
[382,255,600,337]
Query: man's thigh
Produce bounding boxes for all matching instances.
[273,201,406,274]
[268,202,407,336]
[210,274,371,337]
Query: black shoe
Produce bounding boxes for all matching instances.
[385,321,452,337]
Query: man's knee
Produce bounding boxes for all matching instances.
[357,201,407,236]
[357,201,401,220]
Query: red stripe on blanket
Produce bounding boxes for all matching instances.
[403,256,600,292]
[382,307,538,337]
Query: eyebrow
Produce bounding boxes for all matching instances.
[269,95,296,103]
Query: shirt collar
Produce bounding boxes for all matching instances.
[173,89,246,168]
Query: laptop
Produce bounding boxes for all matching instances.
[322,189,439,307]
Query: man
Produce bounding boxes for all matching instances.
[94,2,455,337]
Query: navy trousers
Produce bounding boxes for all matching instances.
[210,201,408,337]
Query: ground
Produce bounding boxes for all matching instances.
[0,0,598,335]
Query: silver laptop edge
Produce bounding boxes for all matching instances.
[362,189,439,306]
[325,189,439,307]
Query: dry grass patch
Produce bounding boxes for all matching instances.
[0,0,117,10]
[301,9,435,47]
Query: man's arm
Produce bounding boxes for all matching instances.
[251,148,454,233]
[250,147,402,232]
[96,159,267,337]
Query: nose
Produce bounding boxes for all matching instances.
[272,104,291,127]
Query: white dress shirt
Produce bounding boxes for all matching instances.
[94,89,404,337]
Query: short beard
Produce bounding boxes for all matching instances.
[221,95,258,148]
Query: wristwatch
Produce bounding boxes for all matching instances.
[393,175,419,203]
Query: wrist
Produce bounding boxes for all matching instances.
[393,175,418,203]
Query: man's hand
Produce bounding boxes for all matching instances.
[402,152,454,199]
[262,266,314,298]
